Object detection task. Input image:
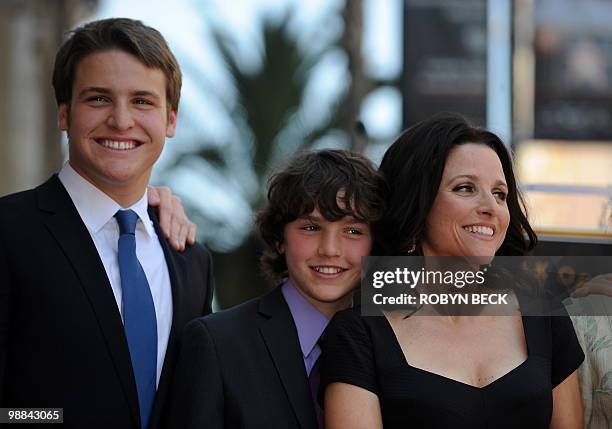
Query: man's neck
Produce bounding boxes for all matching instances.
[69,161,148,208]
[101,186,147,208]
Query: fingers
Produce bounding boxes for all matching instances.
[571,274,612,298]
[155,186,173,239]
[187,221,197,245]
[148,186,196,252]
[169,197,183,250]
[570,285,589,298]
[177,223,188,252]
[147,186,161,206]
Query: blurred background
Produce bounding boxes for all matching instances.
[1,0,610,309]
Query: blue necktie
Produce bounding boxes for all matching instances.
[115,210,157,429]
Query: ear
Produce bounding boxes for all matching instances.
[276,241,285,254]
[165,109,178,138]
[58,103,69,131]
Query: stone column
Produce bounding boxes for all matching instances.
[0,0,96,196]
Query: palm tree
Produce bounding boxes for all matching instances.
[160,1,394,308]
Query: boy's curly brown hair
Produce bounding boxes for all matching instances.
[256,149,387,283]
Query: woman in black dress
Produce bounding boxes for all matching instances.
[321,113,584,428]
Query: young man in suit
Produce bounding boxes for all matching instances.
[168,150,386,428]
[0,18,214,429]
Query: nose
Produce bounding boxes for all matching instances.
[106,103,134,131]
[476,192,498,217]
[317,230,341,257]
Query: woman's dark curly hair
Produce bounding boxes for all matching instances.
[375,112,537,256]
[257,149,387,283]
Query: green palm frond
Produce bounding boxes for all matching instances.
[212,12,330,180]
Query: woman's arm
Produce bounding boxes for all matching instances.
[550,370,584,429]
[325,382,383,429]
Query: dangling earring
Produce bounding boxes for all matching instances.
[407,239,416,255]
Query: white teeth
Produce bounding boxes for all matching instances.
[463,225,494,236]
[314,266,343,274]
[99,139,137,150]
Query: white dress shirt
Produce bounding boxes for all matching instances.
[59,163,172,386]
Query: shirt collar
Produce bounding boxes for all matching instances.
[281,279,329,360]
[58,162,154,237]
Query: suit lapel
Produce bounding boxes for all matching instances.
[37,176,140,428]
[258,288,318,429]
[148,208,184,428]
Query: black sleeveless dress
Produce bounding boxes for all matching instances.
[320,308,584,429]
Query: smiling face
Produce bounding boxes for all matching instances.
[58,49,177,205]
[282,208,372,317]
[422,143,510,259]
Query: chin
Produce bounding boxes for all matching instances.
[102,162,149,182]
[463,254,495,267]
[313,286,353,304]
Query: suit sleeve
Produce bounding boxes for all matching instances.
[0,235,9,404]
[166,318,224,428]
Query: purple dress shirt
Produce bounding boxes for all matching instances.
[281,280,329,376]
[282,280,328,428]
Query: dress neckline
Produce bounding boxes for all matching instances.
[377,313,531,390]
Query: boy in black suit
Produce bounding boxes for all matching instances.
[168,149,385,428]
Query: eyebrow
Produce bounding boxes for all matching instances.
[447,174,507,187]
[132,90,161,100]
[78,87,111,97]
[77,87,161,100]
[301,214,369,225]
[343,217,369,225]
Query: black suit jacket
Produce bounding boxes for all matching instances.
[167,287,318,429]
[0,175,214,429]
